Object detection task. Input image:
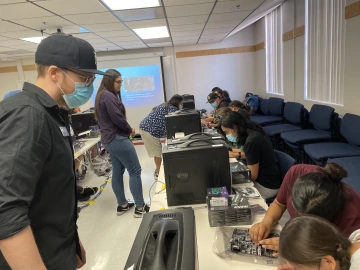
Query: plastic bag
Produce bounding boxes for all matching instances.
[213,226,280,266]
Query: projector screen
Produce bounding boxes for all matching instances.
[85,57,165,130]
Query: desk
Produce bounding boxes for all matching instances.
[74,137,101,159]
[151,165,280,270]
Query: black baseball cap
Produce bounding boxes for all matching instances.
[207,92,219,103]
[35,35,111,76]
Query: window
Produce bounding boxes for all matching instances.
[265,6,284,95]
[305,0,346,105]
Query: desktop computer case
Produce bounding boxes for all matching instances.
[163,140,231,206]
[124,209,198,270]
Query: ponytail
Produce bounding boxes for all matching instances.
[279,215,352,270]
[292,163,349,220]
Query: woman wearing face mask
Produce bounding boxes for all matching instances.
[220,112,281,199]
[139,95,184,180]
[278,215,360,270]
[94,69,149,218]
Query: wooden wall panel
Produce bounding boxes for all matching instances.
[346,1,360,19]
[22,64,36,71]
[294,25,305,38]
[0,66,17,73]
[283,30,294,42]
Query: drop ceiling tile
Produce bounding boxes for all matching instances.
[198,38,222,44]
[164,0,214,6]
[173,40,197,46]
[206,20,242,29]
[166,3,214,17]
[169,23,205,32]
[148,42,173,47]
[2,30,41,39]
[201,32,228,39]
[106,35,140,43]
[63,12,120,25]
[85,38,113,44]
[216,0,264,11]
[0,0,27,4]
[0,36,12,41]
[11,16,75,30]
[121,44,148,49]
[0,39,34,46]
[0,21,28,33]
[95,46,123,52]
[114,7,165,22]
[171,30,202,37]
[168,15,208,26]
[71,33,100,40]
[11,43,39,49]
[114,40,144,46]
[35,0,107,15]
[208,11,251,22]
[80,22,127,32]
[0,3,52,20]
[172,35,200,42]
[125,19,167,29]
[92,42,118,48]
[97,30,135,38]
[202,26,235,35]
[145,37,172,44]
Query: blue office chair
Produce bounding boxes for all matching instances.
[251,97,284,126]
[265,150,296,205]
[3,89,22,100]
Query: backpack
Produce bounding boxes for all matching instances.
[244,94,259,115]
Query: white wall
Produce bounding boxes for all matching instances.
[254,0,360,116]
[164,25,256,111]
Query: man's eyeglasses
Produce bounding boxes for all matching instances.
[115,80,123,84]
[62,68,96,87]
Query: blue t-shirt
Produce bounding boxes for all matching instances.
[140,103,178,138]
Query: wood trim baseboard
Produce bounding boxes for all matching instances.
[254,42,265,51]
[0,66,18,73]
[283,30,294,42]
[22,64,36,71]
[294,25,305,38]
[346,1,360,19]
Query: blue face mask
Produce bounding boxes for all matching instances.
[226,134,238,143]
[210,101,218,108]
[179,104,183,110]
[57,70,94,108]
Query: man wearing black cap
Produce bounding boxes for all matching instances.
[0,35,111,270]
[203,92,230,126]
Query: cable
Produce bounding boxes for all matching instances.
[148,180,166,208]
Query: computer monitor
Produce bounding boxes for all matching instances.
[165,109,201,139]
[182,94,195,102]
[163,139,231,206]
[183,100,195,109]
[71,112,97,136]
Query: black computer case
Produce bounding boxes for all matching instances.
[124,209,197,270]
[163,139,231,206]
[167,132,224,146]
[165,110,201,139]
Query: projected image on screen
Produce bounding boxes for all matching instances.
[91,64,163,108]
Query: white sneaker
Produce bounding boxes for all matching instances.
[154,170,159,180]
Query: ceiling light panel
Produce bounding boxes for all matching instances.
[114,7,165,22]
[21,37,44,44]
[100,0,161,10]
[126,18,167,29]
[133,26,169,39]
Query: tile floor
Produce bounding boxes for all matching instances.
[77,144,292,270]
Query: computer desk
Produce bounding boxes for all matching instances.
[74,137,101,159]
[150,161,281,270]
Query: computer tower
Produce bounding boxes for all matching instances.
[183,100,195,109]
[165,109,201,139]
[182,94,195,102]
[167,132,225,146]
[124,209,197,270]
[163,139,231,206]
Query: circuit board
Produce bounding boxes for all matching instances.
[229,228,279,258]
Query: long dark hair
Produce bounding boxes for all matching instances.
[220,111,265,145]
[229,100,251,111]
[292,163,349,220]
[94,69,123,120]
[167,94,183,108]
[279,215,352,270]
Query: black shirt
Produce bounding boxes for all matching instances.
[243,131,281,190]
[0,83,79,269]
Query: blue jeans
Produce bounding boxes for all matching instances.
[103,135,145,207]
